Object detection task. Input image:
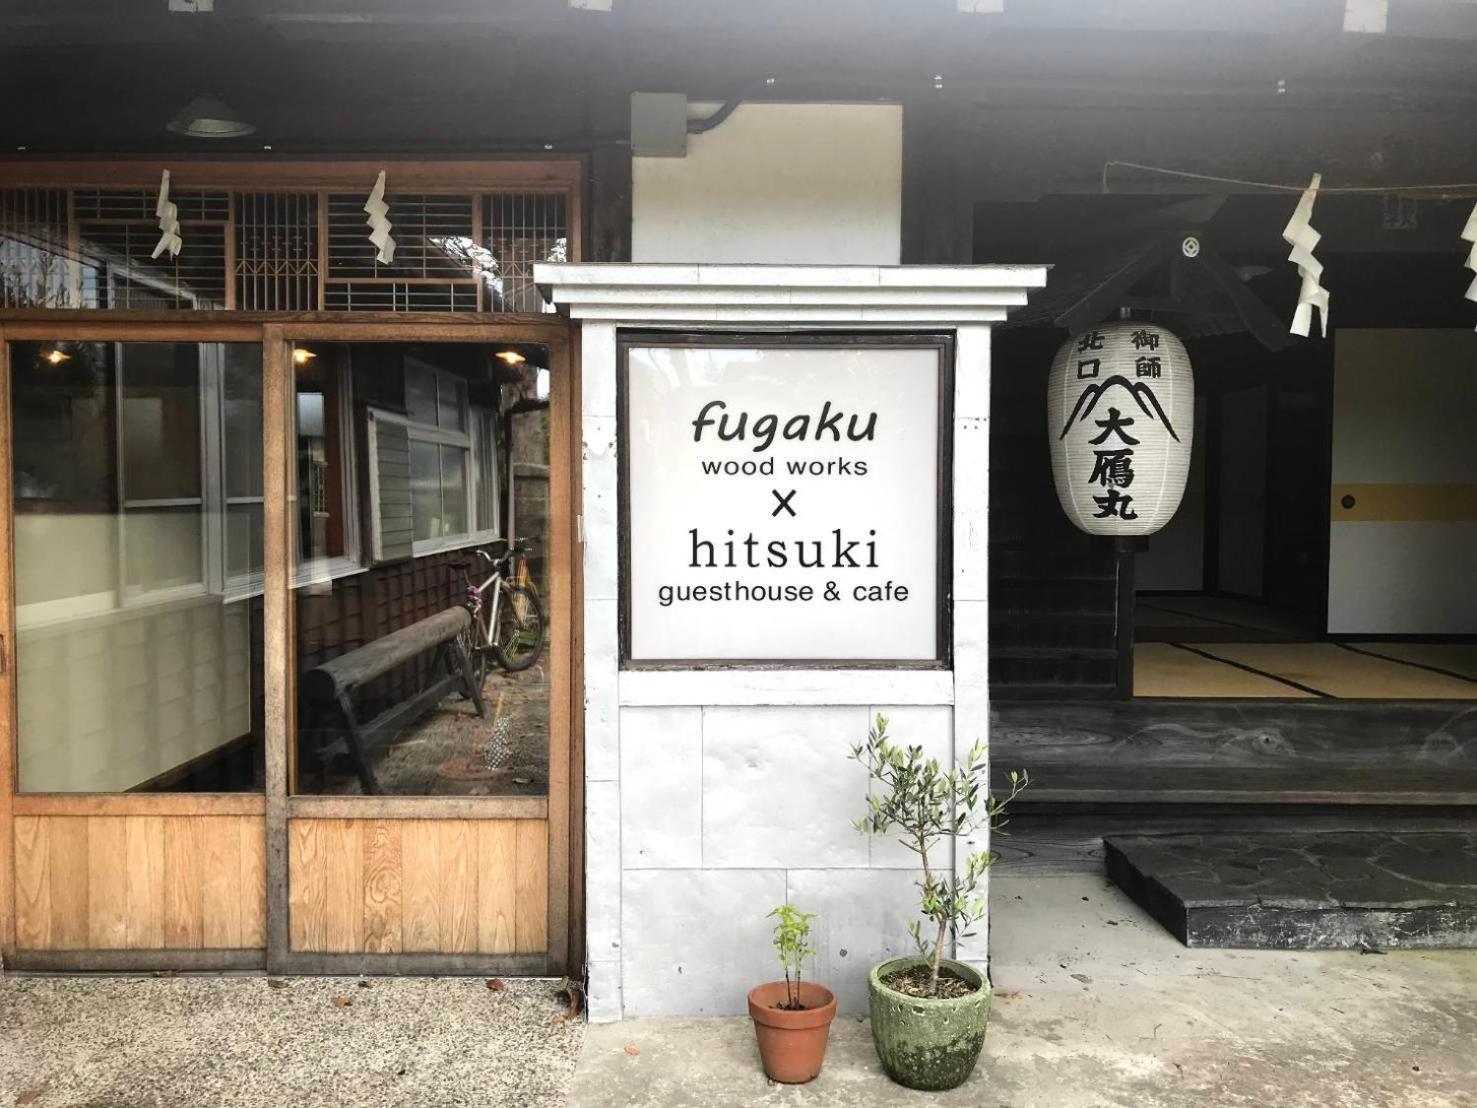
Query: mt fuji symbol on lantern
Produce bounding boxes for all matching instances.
[1047,321,1194,538]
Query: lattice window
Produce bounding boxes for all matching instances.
[73,188,228,310]
[234,192,320,312]
[1,176,575,315]
[0,188,74,308]
[325,192,479,312]
[485,192,568,313]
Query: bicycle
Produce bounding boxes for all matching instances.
[454,541,546,693]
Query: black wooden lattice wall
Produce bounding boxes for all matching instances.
[989,330,1123,700]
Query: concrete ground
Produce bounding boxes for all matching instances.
[3,876,1473,1107]
[570,875,1477,1108]
[0,975,581,1108]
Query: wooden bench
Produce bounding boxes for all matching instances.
[301,606,486,794]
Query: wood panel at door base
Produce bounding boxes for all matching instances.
[286,818,549,958]
[12,815,266,952]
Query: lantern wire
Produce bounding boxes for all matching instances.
[1103,160,1477,198]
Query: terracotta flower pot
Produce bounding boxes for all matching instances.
[747,980,837,1084]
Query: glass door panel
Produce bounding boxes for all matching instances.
[9,340,265,794]
[289,341,551,799]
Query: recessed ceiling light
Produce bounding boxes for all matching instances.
[166,94,256,140]
[496,350,527,366]
[292,348,317,365]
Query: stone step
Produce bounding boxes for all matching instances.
[1105,831,1477,950]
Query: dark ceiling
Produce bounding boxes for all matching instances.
[2,1,1476,154]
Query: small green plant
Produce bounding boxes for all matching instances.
[850,714,1027,998]
[768,903,817,1010]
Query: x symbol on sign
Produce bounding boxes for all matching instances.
[771,489,798,517]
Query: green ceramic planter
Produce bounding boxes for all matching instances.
[867,955,991,1091]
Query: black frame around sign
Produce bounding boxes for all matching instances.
[615,329,955,669]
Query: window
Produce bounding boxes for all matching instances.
[118,343,206,600]
[223,346,266,588]
[367,357,500,560]
[291,348,362,581]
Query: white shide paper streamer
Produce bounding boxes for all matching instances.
[151,170,182,260]
[1463,200,1477,330]
[364,170,397,265]
[1281,173,1330,338]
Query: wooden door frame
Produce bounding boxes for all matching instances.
[0,314,582,976]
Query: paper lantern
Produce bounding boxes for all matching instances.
[1047,321,1194,538]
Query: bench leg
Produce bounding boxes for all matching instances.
[334,688,382,795]
[446,640,488,719]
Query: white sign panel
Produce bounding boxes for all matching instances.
[624,342,945,662]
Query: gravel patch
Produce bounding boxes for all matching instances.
[0,975,583,1108]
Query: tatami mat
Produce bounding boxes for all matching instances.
[1133,643,1316,699]
[1348,642,1477,682]
[1134,641,1477,699]
[1191,643,1477,699]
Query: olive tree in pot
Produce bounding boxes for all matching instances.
[747,904,837,1084]
[851,715,1027,1092]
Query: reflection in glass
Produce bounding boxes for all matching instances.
[291,342,550,797]
[440,445,468,536]
[404,362,438,426]
[10,341,265,792]
[120,344,202,500]
[410,438,441,541]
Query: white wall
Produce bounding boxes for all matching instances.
[1328,329,1477,634]
[579,320,995,1021]
[632,103,903,265]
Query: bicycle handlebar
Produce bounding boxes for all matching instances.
[453,540,533,579]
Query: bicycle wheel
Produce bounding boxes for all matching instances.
[455,611,490,697]
[492,582,545,673]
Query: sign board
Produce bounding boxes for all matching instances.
[620,335,950,664]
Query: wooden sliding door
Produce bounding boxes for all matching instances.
[267,323,572,974]
[1,319,577,975]
[0,322,270,970]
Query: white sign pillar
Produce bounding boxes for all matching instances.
[536,264,1048,1021]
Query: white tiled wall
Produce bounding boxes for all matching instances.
[580,318,993,1021]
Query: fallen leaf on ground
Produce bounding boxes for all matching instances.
[486,978,506,991]
[16,1086,47,1105]
[332,996,353,1008]
[624,1046,640,1057]
[267,979,288,989]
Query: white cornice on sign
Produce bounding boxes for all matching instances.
[535,263,1050,325]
